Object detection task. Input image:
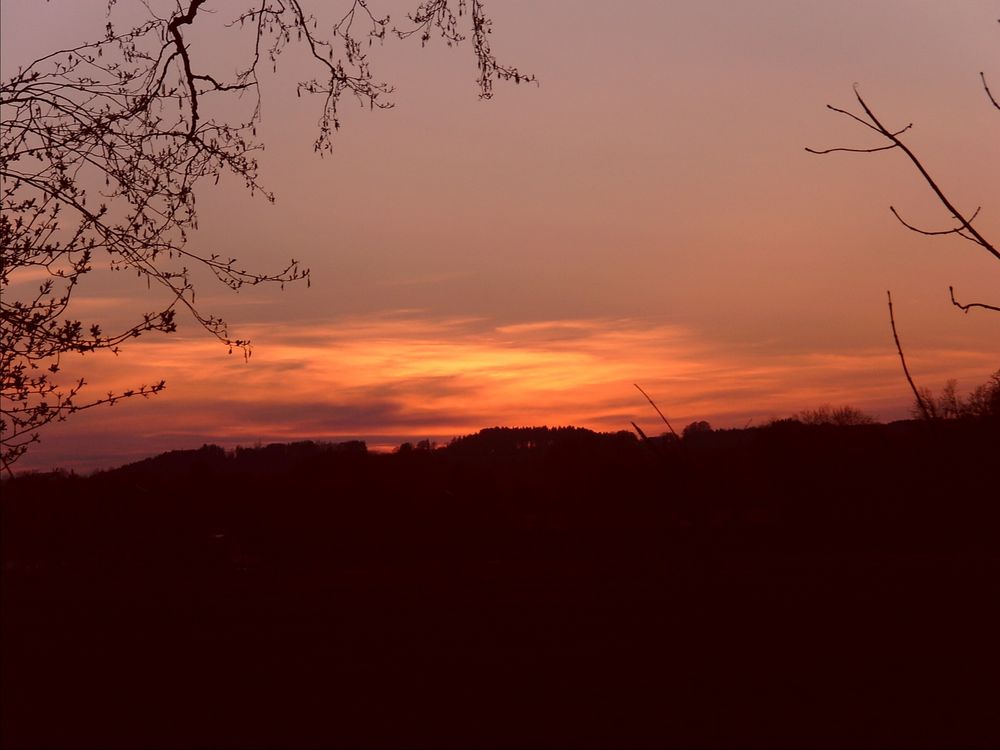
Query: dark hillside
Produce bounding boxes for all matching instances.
[2,421,999,748]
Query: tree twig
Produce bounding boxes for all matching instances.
[889,204,980,238]
[887,291,932,421]
[950,286,1000,314]
[982,71,1000,111]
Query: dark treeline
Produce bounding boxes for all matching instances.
[3,419,999,748]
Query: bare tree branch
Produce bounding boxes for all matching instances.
[804,142,899,155]
[887,291,932,421]
[859,89,998,262]
[982,71,1000,110]
[950,286,1000,314]
[888,205,982,244]
[807,87,998,264]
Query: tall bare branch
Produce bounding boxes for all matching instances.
[887,291,932,421]
[807,82,998,324]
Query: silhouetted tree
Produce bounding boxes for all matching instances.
[796,405,876,427]
[681,420,712,439]
[0,0,532,473]
[914,369,1000,420]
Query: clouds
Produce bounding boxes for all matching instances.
[17,311,998,472]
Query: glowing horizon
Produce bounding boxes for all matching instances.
[13,311,997,472]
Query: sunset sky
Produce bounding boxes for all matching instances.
[3,0,998,472]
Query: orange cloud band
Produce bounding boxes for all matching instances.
[14,312,998,472]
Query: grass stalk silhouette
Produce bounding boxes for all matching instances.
[633,383,680,439]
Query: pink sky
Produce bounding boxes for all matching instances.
[2,1,998,472]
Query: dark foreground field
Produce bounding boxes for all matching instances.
[3,422,999,748]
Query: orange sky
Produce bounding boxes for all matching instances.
[2,1,998,471]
